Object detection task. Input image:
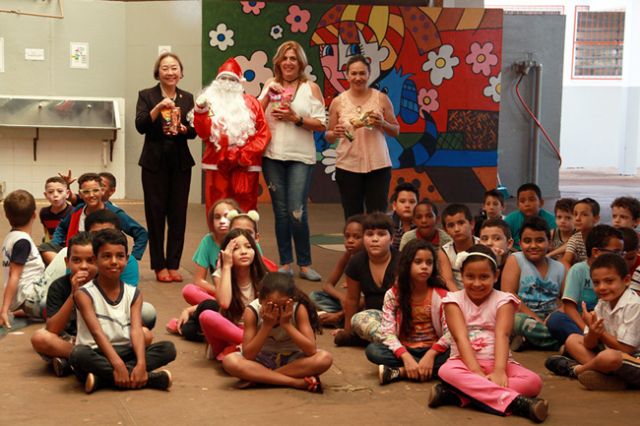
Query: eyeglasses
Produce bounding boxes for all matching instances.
[597,247,626,256]
[79,188,102,195]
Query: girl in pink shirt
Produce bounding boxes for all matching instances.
[429,245,548,423]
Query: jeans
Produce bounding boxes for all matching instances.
[309,291,342,313]
[262,158,314,266]
[365,342,450,378]
[546,311,583,344]
[335,167,391,220]
[69,341,176,384]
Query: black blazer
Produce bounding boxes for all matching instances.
[136,84,197,172]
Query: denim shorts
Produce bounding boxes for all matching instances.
[255,350,304,370]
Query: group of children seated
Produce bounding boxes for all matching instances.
[2,175,639,422]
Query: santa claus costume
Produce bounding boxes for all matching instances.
[191,58,271,214]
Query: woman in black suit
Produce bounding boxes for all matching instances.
[136,52,197,282]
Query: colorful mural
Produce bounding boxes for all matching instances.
[202,1,503,203]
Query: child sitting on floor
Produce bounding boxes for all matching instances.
[388,182,418,250]
[429,245,548,423]
[545,253,640,391]
[222,272,333,392]
[546,225,623,345]
[399,199,451,251]
[502,217,564,351]
[438,203,479,291]
[504,183,556,251]
[366,240,450,385]
[473,189,505,236]
[39,176,72,243]
[548,198,576,260]
[478,218,514,289]
[610,196,640,230]
[561,197,600,271]
[310,214,365,327]
[1,190,47,329]
[69,229,176,393]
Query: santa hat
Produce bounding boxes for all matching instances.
[216,57,244,81]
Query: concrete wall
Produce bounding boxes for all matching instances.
[0,0,202,201]
[498,14,565,198]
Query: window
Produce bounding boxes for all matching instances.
[573,8,625,78]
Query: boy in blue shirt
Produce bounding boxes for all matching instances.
[547,225,624,344]
[504,183,556,250]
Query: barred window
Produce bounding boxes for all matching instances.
[573,10,625,78]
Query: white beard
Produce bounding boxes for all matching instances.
[200,79,256,151]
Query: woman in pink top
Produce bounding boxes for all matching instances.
[326,55,400,220]
[428,245,548,423]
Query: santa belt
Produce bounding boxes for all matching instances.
[202,164,261,172]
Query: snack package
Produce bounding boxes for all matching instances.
[162,107,181,134]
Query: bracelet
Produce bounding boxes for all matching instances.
[295,116,304,127]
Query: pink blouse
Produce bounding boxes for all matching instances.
[333,89,392,173]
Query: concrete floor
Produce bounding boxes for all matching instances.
[1,170,640,425]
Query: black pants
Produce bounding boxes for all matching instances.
[335,167,392,220]
[69,341,176,385]
[141,167,191,270]
[181,299,220,342]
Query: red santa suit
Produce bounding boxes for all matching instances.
[191,58,271,213]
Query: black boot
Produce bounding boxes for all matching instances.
[509,395,548,423]
[427,382,461,408]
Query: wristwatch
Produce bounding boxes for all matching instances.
[295,116,304,127]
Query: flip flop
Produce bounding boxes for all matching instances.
[155,271,173,283]
[304,376,323,394]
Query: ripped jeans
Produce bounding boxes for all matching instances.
[262,157,314,266]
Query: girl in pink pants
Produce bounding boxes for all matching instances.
[199,228,267,359]
[428,245,548,423]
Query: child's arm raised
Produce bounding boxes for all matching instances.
[487,301,516,387]
[74,290,130,388]
[444,303,484,376]
[437,250,459,292]
[128,293,148,389]
[281,301,317,356]
[215,241,236,309]
[242,303,278,360]
[0,263,23,329]
[46,272,90,335]
[501,256,544,322]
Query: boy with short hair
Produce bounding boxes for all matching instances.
[45,209,140,287]
[473,189,505,236]
[1,190,47,329]
[69,229,175,393]
[478,218,514,288]
[40,173,148,264]
[502,217,564,351]
[548,198,577,259]
[504,183,556,250]
[547,225,624,344]
[388,182,419,250]
[561,197,601,271]
[99,172,117,202]
[39,176,72,243]
[610,196,640,230]
[545,253,640,390]
[399,200,451,251]
[310,214,365,326]
[438,203,479,291]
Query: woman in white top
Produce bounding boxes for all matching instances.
[259,41,327,282]
[325,55,400,220]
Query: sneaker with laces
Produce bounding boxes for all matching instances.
[578,370,627,391]
[52,357,71,377]
[508,395,548,423]
[545,355,578,378]
[510,335,528,352]
[427,382,461,408]
[147,369,173,391]
[378,365,401,385]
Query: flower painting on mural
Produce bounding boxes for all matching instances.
[202,2,504,203]
[209,23,235,51]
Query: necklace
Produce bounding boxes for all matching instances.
[349,89,372,114]
[161,87,177,101]
[283,77,299,83]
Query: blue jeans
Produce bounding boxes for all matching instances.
[309,291,342,313]
[262,158,314,266]
[365,342,450,378]
[546,311,583,344]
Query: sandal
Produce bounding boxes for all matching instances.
[155,269,172,283]
[304,376,323,394]
[168,269,183,282]
[236,380,256,390]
